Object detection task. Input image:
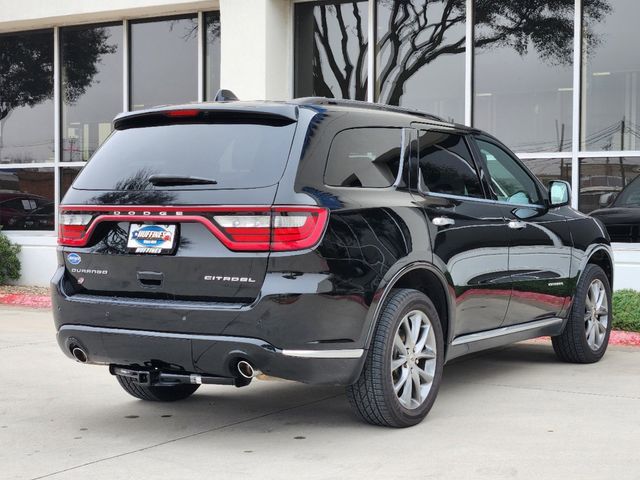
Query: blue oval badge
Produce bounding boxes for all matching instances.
[67,253,81,265]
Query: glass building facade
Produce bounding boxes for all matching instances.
[0,12,220,232]
[2,0,639,244]
[294,0,640,239]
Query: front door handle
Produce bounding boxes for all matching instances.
[432,216,455,227]
[508,220,527,230]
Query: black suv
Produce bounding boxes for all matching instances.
[53,98,613,428]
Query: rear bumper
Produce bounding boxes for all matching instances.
[57,324,364,385]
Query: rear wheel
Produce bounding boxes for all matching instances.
[552,264,612,363]
[346,289,444,428]
[116,375,200,402]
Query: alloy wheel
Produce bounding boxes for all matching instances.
[391,309,437,409]
[584,279,609,351]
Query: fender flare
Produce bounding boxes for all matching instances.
[578,244,614,285]
[363,261,455,349]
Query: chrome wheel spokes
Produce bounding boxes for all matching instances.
[584,279,608,351]
[391,310,437,410]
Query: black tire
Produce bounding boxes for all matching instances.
[346,288,444,428]
[116,375,200,402]
[552,264,612,363]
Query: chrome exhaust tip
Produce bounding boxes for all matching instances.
[237,360,260,379]
[71,346,88,363]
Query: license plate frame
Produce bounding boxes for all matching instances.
[127,223,177,254]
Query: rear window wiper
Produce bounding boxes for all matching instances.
[148,174,218,186]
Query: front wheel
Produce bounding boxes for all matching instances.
[552,264,612,363]
[116,375,200,402]
[346,289,444,428]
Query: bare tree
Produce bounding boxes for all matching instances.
[310,0,611,103]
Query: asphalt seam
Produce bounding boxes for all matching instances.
[456,381,640,400]
[0,341,52,350]
[29,393,342,480]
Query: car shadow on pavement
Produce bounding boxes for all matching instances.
[63,342,563,437]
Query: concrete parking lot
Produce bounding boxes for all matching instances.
[2,306,640,480]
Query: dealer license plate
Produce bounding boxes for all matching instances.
[127,224,177,254]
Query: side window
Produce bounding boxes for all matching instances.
[417,131,483,198]
[325,128,403,188]
[475,139,541,205]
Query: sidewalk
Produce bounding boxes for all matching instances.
[2,305,640,480]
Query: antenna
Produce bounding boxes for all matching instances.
[213,89,239,102]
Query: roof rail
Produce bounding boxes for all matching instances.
[293,97,446,122]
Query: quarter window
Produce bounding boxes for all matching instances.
[475,138,541,205]
[325,128,403,188]
[417,131,483,198]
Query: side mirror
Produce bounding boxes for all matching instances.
[599,192,615,208]
[548,180,571,207]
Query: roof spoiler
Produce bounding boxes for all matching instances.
[213,89,239,102]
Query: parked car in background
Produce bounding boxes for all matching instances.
[591,175,640,243]
[53,97,614,428]
[22,202,55,230]
[0,193,51,230]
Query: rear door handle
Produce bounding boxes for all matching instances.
[432,216,455,227]
[508,220,527,230]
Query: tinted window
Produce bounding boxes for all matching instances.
[73,122,296,190]
[130,16,198,110]
[582,1,640,151]
[418,132,483,198]
[377,0,465,123]
[579,157,640,213]
[204,11,221,100]
[475,139,541,205]
[474,1,574,152]
[61,24,123,162]
[294,1,368,100]
[0,30,54,164]
[614,176,640,207]
[325,128,402,188]
[0,168,54,231]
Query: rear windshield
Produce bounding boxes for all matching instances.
[72,122,297,190]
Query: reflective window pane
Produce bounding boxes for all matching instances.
[474,2,574,152]
[204,11,221,101]
[61,24,123,162]
[582,1,640,151]
[581,157,640,242]
[130,16,198,110]
[418,132,482,197]
[0,30,54,164]
[60,166,83,200]
[521,158,572,189]
[377,1,465,122]
[325,128,401,188]
[579,157,640,213]
[475,139,542,205]
[294,1,368,100]
[0,168,54,230]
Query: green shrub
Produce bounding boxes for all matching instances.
[0,227,21,284]
[612,289,640,332]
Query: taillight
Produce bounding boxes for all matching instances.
[57,206,328,251]
[165,109,199,118]
[213,207,328,252]
[58,214,93,246]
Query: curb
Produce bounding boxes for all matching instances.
[528,330,640,347]
[0,294,52,309]
[1,294,640,347]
